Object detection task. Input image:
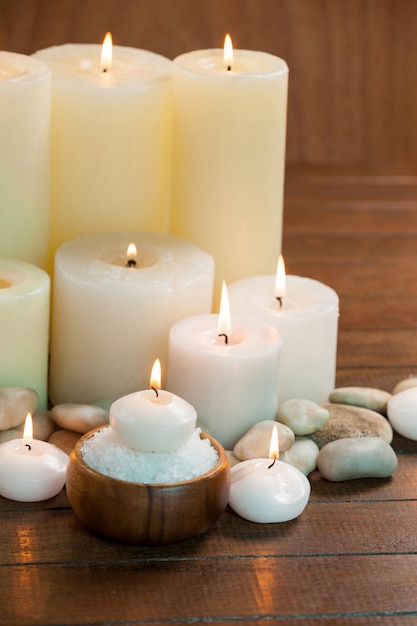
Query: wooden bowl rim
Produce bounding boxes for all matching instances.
[72,425,228,489]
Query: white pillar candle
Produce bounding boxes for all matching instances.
[0,52,50,269]
[167,313,282,450]
[0,260,50,409]
[228,274,339,404]
[170,41,288,307]
[33,41,172,270]
[0,414,68,502]
[49,231,214,406]
[110,359,197,452]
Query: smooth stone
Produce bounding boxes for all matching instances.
[51,404,109,434]
[226,451,241,467]
[276,399,329,435]
[280,437,319,475]
[233,420,295,461]
[309,404,393,448]
[387,387,417,440]
[0,429,21,443]
[317,437,398,481]
[48,429,81,455]
[0,387,38,431]
[392,377,417,395]
[329,386,391,416]
[17,410,57,442]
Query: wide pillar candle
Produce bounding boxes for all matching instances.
[0,260,50,408]
[33,44,172,270]
[167,315,281,449]
[49,231,214,405]
[228,275,339,404]
[0,52,50,269]
[170,47,288,307]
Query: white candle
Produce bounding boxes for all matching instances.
[49,231,214,405]
[33,39,172,270]
[110,359,197,452]
[167,285,282,449]
[0,260,50,409]
[170,38,288,307]
[0,414,68,502]
[228,274,339,404]
[0,52,50,268]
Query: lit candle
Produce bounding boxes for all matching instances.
[0,413,68,502]
[229,425,311,523]
[49,231,214,405]
[110,359,197,452]
[33,35,172,270]
[167,282,282,449]
[228,259,339,403]
[0,260,50,408]
[0,52,50,268]
[170,35,288,307]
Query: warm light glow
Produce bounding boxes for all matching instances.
[150,358,161,391]
[274,254,286,300]
[126,243,137,265]
[224,33,234,70]
[23,413,33,442]
[269,425,279,460]
[217,280,231,338]
[0,279,12,289]
[101,32,113,71]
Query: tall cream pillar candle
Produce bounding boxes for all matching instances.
[0,52,50,269]
[170,43,288,307]
[33,42,172,270]
[0,260,50,409]
[49,231,214,405]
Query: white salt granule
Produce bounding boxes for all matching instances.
[81,427,219,484]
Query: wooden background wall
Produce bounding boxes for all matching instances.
[1,0,417,173]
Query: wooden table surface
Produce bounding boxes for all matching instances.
[1,171,417,626]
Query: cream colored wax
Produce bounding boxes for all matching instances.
[49,231,214,405]
[170,47,288,308]
[33,44,172,270]
[0,260,50,408]
[0,52,50,269]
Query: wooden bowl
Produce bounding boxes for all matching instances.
[66,426,231,545]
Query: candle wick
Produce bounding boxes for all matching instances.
[127,259,137,268]
[268,456,277,469]
[227,65,231,71]
[276,296,283,309]
[151,386,159,398]
[218,332,228,345]
[102,67,108,73]
[25,443,31,451]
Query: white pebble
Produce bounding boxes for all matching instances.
[280,437,319,475]
[317,437,398,481]
[0,387,38,430]
[392,377,417,395]
[48,430,81,455]
[387,387,417,440]
[233,420,294,461]
[51,403,108,434]
[329,386,391,415]
[276,399,329,435]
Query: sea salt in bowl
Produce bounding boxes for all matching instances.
[66,425,231,545]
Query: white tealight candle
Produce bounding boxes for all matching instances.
[167,283,282,449]
[110,359,197,453]
[228,270,339,404]
[229,426,310,523]
[170,36,288,307]
[33,37,172,269]
[0,52,50,268]
[49,231,214,405]
[0,414,68,502]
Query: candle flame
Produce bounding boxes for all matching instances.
[217,280,231,339]
[224,33,234,71]
[150,358,161,391]
[101,32,113,72]
[126,243,137,266]
[274,254,286,300]
[269,425,279,460]
[23,413,33,442]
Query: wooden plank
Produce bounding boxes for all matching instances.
[337,330,417,367]
[336,366,417,395]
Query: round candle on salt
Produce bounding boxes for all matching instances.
[228,265,339,404]
[0,260,50,409]
[49,231,214,405]
[229,425,310,523]
[110,359,197,452]
[0,51,50,268]
[167,282,282,449]
[33,36,172,270]
[170,36,288,307]
[0,414,68,502]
